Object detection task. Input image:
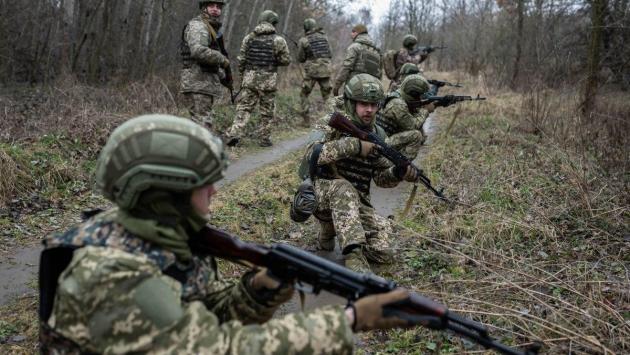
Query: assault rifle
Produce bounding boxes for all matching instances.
[189,225,540,355]
[412,45,446,56]
[328,112,446,201]
[217,32,237,104]
[428,79,463,88]
[409,94,487,112]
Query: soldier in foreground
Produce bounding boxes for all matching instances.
[225,10,290,147]
[180,0,233,131]
[378,74,435,160]
[297,18,333,126]
[304,74,418,273]
[332,24,383,96]
[38,114,415,353]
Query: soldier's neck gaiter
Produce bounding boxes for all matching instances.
[114,190,208,263]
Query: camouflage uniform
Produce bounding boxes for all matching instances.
[389,63,421,92]
[39,115,354,354]
[333,31,382,94]
[226,12,290,145]
[309,75,404,271]
[389,35,426,92]
[298,20,333,124]
[180,11,231,130]
[41,209,353,354]
[378,91,430,160]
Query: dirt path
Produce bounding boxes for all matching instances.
[0,133,314,306]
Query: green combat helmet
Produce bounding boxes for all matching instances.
[95,114,228,210]
[399,63,420,76]
[198,0,226,8]
[304,18,317,32]
[400,74,430,103]
[403,34,418,49]
[258,10,279,25]
[343,73,384,126]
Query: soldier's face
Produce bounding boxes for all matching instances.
[191,184,217,216]
[355,101,378,125]
[204,3,223,17]
[351,30,358,39]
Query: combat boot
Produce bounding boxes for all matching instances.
[344,249,371,273]
[258,137,273,147]
[224,135,241,147]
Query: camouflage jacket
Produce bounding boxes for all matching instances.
[394,48,426,77]
[238,22,291,92]
[297,29,332,79]
[378,92,430,136]
[180,14,229,97]
[314,110,402,204]
[43,209,353,354]
[333,34,383,90]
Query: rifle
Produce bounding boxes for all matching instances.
[428,79,463,88]
[418,45,446,54]
[216,32,236,105]
[189,225,540,355]
[328,112,446,201]
[408,95,487,112]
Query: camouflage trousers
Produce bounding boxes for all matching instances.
[385,129,426,160]
[313,178,394,264]
[180,93,215,131]
[227,88,275,140]
[300,77,332,122]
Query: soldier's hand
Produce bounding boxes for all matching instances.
[347,289,412,331]
[403,165,418,182]
[424,102,436,113]
[249,268,294,307]
[222,57,231,68]
[359,141,376,158]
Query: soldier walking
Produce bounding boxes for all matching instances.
[297,18,333,126]
[180,0,233,132]
[332,25,383,96]
[225,10,290,147]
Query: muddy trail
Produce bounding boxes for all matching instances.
[0,115,437,311]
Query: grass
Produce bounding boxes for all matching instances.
[0,72,627,353]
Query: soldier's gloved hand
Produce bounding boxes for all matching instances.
[249,268,294,307]
[346,289,412,331]
[402,165,419,182]
[222,57,231,69]
[359,141,376,158]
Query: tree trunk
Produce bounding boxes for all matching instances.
[580,0,607,116]
[511,0,525,89]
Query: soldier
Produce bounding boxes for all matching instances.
[39,114,416,353]
[297,18,333,126]
[225,10,291,147]
[378,74,436,160]
[389,62,421,92]
[332,24,383,96]
[180,0,233,131]
[306,74,418,273]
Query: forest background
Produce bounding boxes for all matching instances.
[0,0,628,354]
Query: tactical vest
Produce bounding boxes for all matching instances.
[39,210,216,353]
[320,125,387,197]
[244,34,277,71]
[305,33,332,60]
[353,44,382,78]
[376,93,403,136]
[181,24,223,72]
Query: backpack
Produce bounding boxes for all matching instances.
[383,49,398,80]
